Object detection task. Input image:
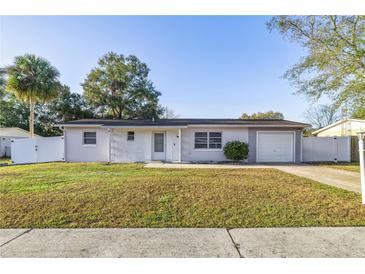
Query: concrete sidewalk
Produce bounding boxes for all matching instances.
[1,227,364,258]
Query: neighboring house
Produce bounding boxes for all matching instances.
[0,127,41,157]
[59,119,309,163]
[313,119,365,137]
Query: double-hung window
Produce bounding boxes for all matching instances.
[194,132,222,149]
[208,132,222,149]
[83,132,96,145]
[194,132,208,149]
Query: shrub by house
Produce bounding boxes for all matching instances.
[223,141,249,162]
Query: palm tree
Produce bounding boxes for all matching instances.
[6,54,61,137]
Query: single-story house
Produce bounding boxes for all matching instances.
[59,118,310,163]
[313,119,365,137]
[0,127,41,157]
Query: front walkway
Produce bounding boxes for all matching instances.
[145,162,361,193]
[1,227,364,258]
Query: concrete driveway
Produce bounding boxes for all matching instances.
[274,165,361,193]
[1,227,364,258]
[145,163,361,193]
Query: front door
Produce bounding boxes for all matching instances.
[152,132,165,160]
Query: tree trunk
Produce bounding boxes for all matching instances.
[29,98,35,138]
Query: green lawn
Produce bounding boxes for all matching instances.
[0,157,11,165]
[0,163,364,228]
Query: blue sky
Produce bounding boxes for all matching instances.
[1,16,310,121]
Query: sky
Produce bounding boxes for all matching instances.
[0,16,311,122]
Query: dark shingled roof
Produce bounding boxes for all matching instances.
[60,119,310,127]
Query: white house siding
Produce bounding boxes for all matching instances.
[111,128,180,163]
[317,120,365,137]
[65,127,109,162]
[111,129,147,162]
[63,126,304,163]
[181,127,248,162]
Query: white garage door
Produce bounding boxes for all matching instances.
[257,132,295,162]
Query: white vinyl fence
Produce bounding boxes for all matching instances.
[11,136,64,164]
[302,136,351,162]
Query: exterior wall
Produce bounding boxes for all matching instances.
[248,127,302,163]
[111,128,180,163]
[111,129,148,162]
[65,127,109,162]
[181,127,248,162]
[64,126,303,163]
[317,121,365,137]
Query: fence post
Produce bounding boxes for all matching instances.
[334,137,338,162]
[358,132,365,205]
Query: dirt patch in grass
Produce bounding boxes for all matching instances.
[0,163,364,228]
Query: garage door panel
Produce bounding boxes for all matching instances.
[257,132,294,162]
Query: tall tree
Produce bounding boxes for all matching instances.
[0,67,30,131]
[35,85,95,136]
[5,54,61,137]
[0,93,30,131]
[47,85,94,122]
[0,68,5,96]
[82,52,163,119]
[267,16,365,116]
[0,85,94,136]
[240,111,284,119]
[161,106,179,119]
[305,104,340,129]
[351,97,365,119]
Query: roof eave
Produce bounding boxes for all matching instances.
[56,124,103,128]
[57,123,309,128]
[101,125,188,129]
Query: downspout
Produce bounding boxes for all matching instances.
[300,130,303,163]
[178,129,182,163]
[63,128,66,162]
[29,97,35,138]
[108,128,112,164]
[59,126,66,162]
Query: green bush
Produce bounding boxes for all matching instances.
[223,141,249,161]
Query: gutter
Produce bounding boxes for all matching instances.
[100,125,188,129]
[56,124,103,128]
[57,124,310,129]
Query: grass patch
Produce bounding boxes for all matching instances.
[313,162,360,173]
[0,157,11,165]
[0,162,364,228]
